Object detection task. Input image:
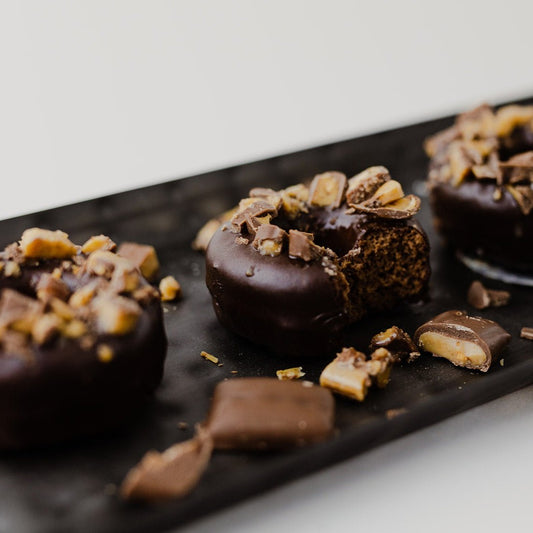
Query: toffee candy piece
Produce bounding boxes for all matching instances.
[369,325,420,362]
[414,310,511,372]
[206,167,430,356]
[466,280,510,310]
[0,228,167,449]
[205,378,335,450]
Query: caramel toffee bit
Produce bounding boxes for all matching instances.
[81,235,116,254]
[385,408,407,420]
[121,427,213,502]
[280,184,309,218]
[206,378,334,450]
[3,261,21,278]
[320,346,394,401]
[97,343,115,363]
[0,289,45,334]
[414,310,511,372]
[520,327,533,340]
[31,313,61,345]
[288,230,322,261]
[117,242,160,282]
[200,350,219,364]
[192,219,226,252]
[369,326,420,363]
[499,151,533,185]
[506,184,533,216]
[276,366,305,380]
[92,295,142,336]
[252,224,287,257]
[467,280,510,310]
[159,275,182,302]
[308,171,347,208]
[19,228,77,259]
[36,274,71,303]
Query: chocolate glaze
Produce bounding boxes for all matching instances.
[429,180,533,271]
[206,202,430,356]
[0,258,167,449]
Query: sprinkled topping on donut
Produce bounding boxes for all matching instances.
[425,103,533,214]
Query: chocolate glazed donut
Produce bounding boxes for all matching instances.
[0,229,167,449]
[206,168,430,356]
[425,103,533,272]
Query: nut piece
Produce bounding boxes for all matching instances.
[308,171,347,208]
[369,326,420,362]
[346,166,391,205]
[19,228,77,259]
[92,295,142,335]
[81,235,117,254]
[252,224,287,257]
[276,367,305,380]
[120,426,213,502]
[159,275,182,301]
[117,243,160,282]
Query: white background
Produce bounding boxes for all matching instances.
[1,1,533,532]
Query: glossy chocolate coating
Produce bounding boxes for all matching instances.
[206,224,350,356]
[0,259,167,449]
[206,204,430,356]
[206,378,335,450]
[429,180,533,271]
[414,310,511,372]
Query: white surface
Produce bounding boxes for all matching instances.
[1,1,533,532]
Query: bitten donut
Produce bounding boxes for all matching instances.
[0,228,167,449]
[425,103,533,272]
[206,167,430,356]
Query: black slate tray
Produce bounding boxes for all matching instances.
[2,99,533,533]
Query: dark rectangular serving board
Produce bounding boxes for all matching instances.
[2,98,533,533]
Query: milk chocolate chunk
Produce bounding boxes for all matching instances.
[369,326,420,362]
[308,171,347,208]
[288,230,322,261]
[467,280,510,310]
[520,327,533,340]
[121,427,213,502]
[252,224,287,257]
[206,378,335,450]
[414,310,511,372]
[230,201,278,233]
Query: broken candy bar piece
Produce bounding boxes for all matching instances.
[369,326,420,363]
[19,228,77,259]
[320,347,394,401]
[205,378,334,450]
[120,426,213,502]
[308,171,347,208]
[520,327,533,340]
[252,224,287,257]
[117,242,160,281]
[467,280,510,310]
[288,230,323,261]
[414,310,511,372]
